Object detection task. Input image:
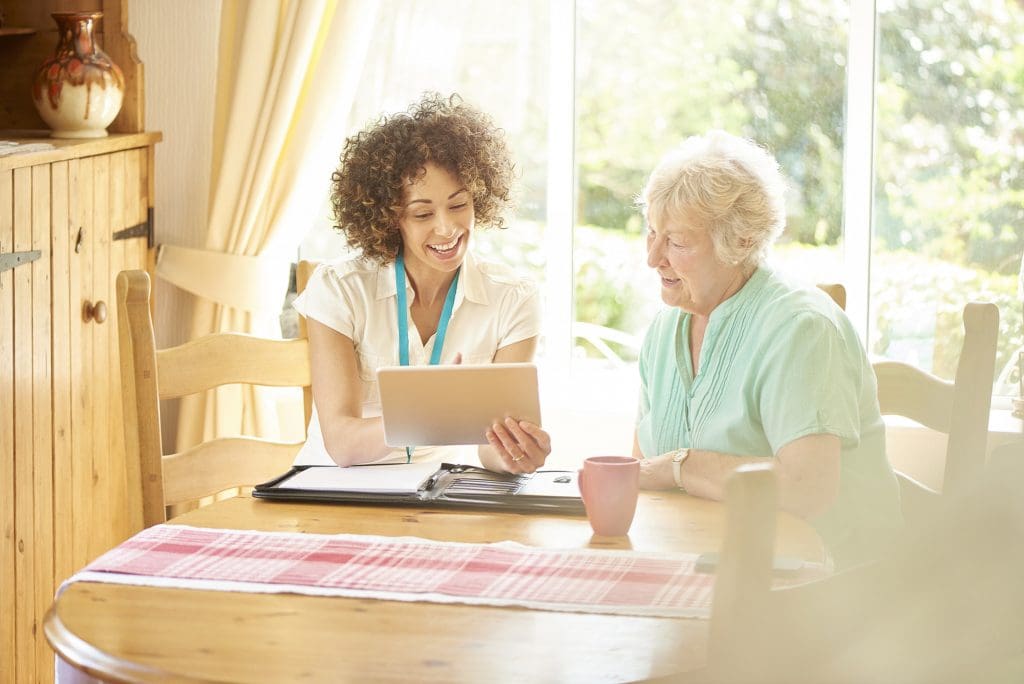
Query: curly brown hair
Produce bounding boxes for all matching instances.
[330,92,515,264]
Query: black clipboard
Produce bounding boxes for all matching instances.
[252,462,585,515]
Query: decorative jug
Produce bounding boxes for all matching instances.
[32,11,124,138]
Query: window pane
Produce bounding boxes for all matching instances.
[574,1,850,358]
[298,0,551,292]
[872,0,1024,392]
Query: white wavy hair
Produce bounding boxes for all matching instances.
[639,130,787,269]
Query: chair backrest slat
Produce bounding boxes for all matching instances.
[156,335,311,399]
[162,437,303,506]
[874,361,955,431]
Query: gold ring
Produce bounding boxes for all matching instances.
[511,454,524,462]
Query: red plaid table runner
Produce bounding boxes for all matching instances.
[71,525,820,618]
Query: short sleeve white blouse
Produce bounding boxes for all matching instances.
[291,250,541,465]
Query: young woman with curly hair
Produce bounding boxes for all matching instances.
[292,93,551,473]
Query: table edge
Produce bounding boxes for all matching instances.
[44,592,203,684]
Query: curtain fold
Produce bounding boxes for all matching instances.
[175,0,378,449]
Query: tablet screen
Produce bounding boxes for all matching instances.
[377,363,542,446]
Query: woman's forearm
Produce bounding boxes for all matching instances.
[321,415,393,466]
[640,444,840,520]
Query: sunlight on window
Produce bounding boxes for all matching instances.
[574,0,849,351]
[299,0,550,272]
[296,0,1024,457]
[872,0,1024,390]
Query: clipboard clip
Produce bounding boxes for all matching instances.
[421,464,464,493]
[421,470,444,493]
[420,463,517,496]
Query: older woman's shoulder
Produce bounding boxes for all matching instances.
[759,268,845,313]
[751,268,853,338]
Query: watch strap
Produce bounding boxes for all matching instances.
[671,448,690,490]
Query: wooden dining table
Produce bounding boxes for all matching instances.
[45,490,824,683]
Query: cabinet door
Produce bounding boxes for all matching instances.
[67,154,99,577]
[0,169,17,684]
[66,150,148,570]
[0,163,56,684]
[104,148,151,545]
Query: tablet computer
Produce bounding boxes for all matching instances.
[377,363,542,447]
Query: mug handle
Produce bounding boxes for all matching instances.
[577,468,589,504]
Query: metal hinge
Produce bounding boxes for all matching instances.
[0,243,42,278]
[112,207,154,247]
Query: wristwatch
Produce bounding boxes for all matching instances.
[671,448,690,490]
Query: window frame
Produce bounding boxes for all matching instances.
[548,1,880,369]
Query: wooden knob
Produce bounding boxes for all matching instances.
[84,300,107,324]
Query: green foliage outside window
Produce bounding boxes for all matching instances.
[479,222,1023,386]
[571,0,1023,386]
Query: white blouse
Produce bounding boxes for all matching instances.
[291,250,541,465]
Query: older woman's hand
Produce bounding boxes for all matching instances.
[486,418,551,474]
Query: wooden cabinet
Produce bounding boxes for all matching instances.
[1,0,151,679]
[1,132,159,684]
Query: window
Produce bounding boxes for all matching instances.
[298,0,551,272]
[573,0,849,354]
[871,0,1023,394]
[299,1,1024,447]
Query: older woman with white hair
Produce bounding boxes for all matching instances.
[634,130,901,567]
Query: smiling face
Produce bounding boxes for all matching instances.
[645,209,743,316]
[397,162,474,282]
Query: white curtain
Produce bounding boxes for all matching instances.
[160,0,377,449]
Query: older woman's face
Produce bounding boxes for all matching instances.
[645,210,741,316]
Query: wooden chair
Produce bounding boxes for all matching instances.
[814,283,999,526]
[875,302,999,525]
[816,282,846,310]
[679,462,1024,683]
[116,269,313,530]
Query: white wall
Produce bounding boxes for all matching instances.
[129,0,222,446]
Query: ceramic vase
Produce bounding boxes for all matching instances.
[31,11,125,139]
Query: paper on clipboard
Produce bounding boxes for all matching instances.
[515,470,580,497]
[281,462,438,494]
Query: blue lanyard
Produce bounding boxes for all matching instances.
[394,250,461,461]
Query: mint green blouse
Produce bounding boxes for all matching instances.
[636,267,902,566]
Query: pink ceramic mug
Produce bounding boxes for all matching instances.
[577,455,641,536]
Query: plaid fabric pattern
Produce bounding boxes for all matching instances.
[82,524,719,618]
